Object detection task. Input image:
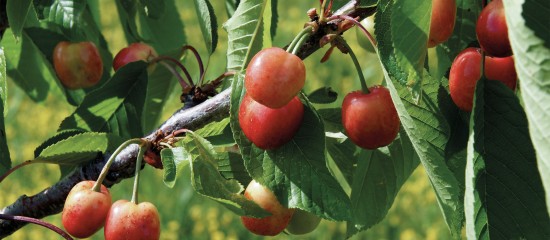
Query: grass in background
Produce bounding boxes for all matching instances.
[1,1,453,239]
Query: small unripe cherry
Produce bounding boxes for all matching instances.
[113,42,158,71]
[53,41,103,89]
[245,47,306,108]
[476,0,512,57]
[241,180,295,236]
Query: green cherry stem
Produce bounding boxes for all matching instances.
[287,26,313,54]
[0,214,73,240]
[291,31,311,55]
[339,37,370,93]
[131,141,148,204]
[0,160,33,184]
[92,138,143,192]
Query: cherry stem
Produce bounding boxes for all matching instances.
[0,214,73,240]
[339,37,370,93]
[131,141,147,204]
[292,32,311,55]
[0,160,33,184]
[151,56,194,87]
[331,15,377,49]
[207,71,237,89]
[92,138,143,192]
[320,0,328,20]
[182,45,205,85]
[287,26,313,54]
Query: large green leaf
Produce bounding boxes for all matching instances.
[184,131,269,217]
[33,129,85,158]
[223,0,266,73]
[346,130,420,237]
[230,74,351,221]
[465,79,550,239]
[377,1,464,236]
[6,0,32,41]
[503,0,550,216]
[138,0,164,19]
[0,48,9,175]
[194,0,218,55]
[33,0,87,30]
[58,61,148,139]
[444,0,482,58]
[160,147,190,188]
[35,132,123,165]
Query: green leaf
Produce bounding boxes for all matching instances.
[223,0,267,73]
[184,131,269,217]
[34,129,85,158]
[225,0,240,17]
[195,118,234,146]
[6,0,33,41]
[58,61,148,139]
[160,147,190,188]
[444,0,482,57]
[33,0,87,30]
[465,79,550,239]
[138,0,164,19]
[318,107,343,133]
[270,0,278,39]
[347,131,420,237]
[217,151,252,187]
[383,69,464,237]
[1,29,61,102]
[230,74,351,221]
[0,48,10,175]
[35,132,123,165]
[194,0,218,55]
[308,87,338,104]
[503,0,550,216]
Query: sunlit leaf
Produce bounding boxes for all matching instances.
[6,0,32,41]
[194,0,218,55]
[0,48,10,175]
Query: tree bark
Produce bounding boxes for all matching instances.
[0,2,374,237]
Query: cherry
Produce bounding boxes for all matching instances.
[112,43,158,71]
[104,200,161,240]
[241,180,295,236]
[62,181,112,238]
[245,47,306,108]
[476,0,512,57]
[53,41,103,89]
[285,209,322,235]
[428,0,457,48]
[342,86,400,149]
[449,47,517,111]
[238,94,304,150]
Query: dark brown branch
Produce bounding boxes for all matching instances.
[0,2,374,237]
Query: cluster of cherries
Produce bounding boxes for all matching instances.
[447,0,517,111]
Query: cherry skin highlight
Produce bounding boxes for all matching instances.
[241,180,295,236]
[449,47,517,111]
[476,0,512,57]
[104,200,161,240]
[239,94,304,150]
[428,0,457,48]
[245,47,306,108]
[62,181,112,238]
[113,43,158,71]
[53,41,103,89]
[342,86,400,149]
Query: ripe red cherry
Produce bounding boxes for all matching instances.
[449,47,517,111]
[476,0,512,57]
[342,86,400,149]
[245,47,306,108]
[428,0,457,48]
[53,41,103,89]
[104,200,161,240]
[285,209,322,235]
[241,180,295,236]
[62,181,112,238]
[112,43,158,71]
[239,94,304,150]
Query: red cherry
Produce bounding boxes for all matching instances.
[241,180,295,236]
[62,181,112,238]
[53,41,103,89]
[238,94,304,150]
[476,0,512,57]
[449,47,517,111]
[245,47,306,109]
[113,43,158,71]
[428,0,457,48]
[342,86,400,149]
[104,200,161,240]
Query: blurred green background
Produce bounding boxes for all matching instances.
[1,1,452,239]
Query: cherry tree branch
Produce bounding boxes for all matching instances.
[0,2,374,237]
